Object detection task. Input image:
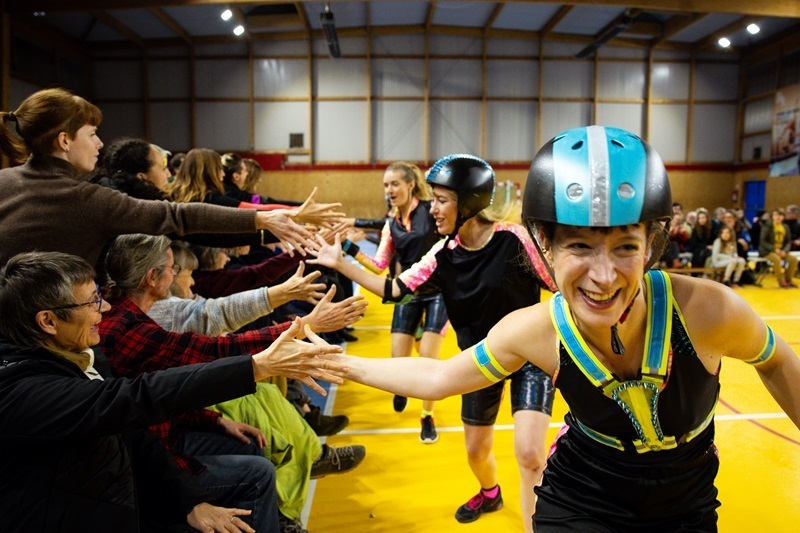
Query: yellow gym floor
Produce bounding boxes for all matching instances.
[306,277,800,532]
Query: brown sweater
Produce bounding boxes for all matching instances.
[0,154,257,266]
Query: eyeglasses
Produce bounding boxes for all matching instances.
[160,263,182,276]
[50,284,104,312]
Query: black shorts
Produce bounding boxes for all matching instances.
[390,292,449,336]
[461,361,554,426]
[534,422,720,532]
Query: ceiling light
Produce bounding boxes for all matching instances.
[233,25,245,36]
[718,37,731,48]
[747,24,760,35]
[221,9,233,21]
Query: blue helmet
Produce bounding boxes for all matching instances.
[427,154,495,221]
[522,126,671,227]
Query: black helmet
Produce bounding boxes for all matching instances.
[426,154,495,221]
[522,126,671,227]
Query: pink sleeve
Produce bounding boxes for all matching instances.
[398,238,445,292]
[354,221,395,274]
[499,223,558,292]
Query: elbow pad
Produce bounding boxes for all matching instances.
[382,277,411,304]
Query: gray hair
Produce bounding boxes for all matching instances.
[0,252,95,347]
[171,240,199,271]
[105,234,172,297]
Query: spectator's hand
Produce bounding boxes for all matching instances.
[291,187,345,228]
[268,262,327,307]
[305,232,345,270]
[186,502,254,533]
[217,417,267,449]
[300,285,368,334]
[255,210,312,257]
[344,227,367,243]
[318,221,351,245]
[251,318,347,395]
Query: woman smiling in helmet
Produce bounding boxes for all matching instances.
[308,127,800,531]
[309,154,555,532]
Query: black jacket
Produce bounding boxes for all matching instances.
[0,339,256,532]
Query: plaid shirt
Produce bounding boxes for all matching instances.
[99,296,289,474]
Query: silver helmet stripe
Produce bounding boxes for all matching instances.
[586,125,610,227]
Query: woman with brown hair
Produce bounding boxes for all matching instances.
[0,88,339,267]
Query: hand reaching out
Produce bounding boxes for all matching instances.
[305,232,345,271]
[255,210,312,257]
[251,318,348,395]
[268,262,327,308]
[291,187,346,228]
[300,285,368,334]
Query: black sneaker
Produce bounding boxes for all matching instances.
[393,395,407,412]
[279,514,308,533]
[454,486,503,523]
[420,415,438,444]
[310,444,366,479]
[304,405,349,437]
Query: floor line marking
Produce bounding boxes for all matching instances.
[336,412,789,436]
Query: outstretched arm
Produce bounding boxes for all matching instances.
[306,233,407,300]
[313,308,540,400]
[755,337,800,430]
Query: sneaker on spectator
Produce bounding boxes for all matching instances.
[304,405,349,437]
[420,415,438,444]
[310,444,366,479]
[393,394,407,412]
[455,486,503,523]
[279,514,308,533]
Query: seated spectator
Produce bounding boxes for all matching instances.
[149,241,364,526]
[169,152,186,179]
[721,209,750,259]
[100,235,367,532]
[687,208,716,271]
[759,208,799,288]
[241,157,303,207]
[711,226,746,287]
[786,204,800,250]
[750,210,769,251]
[0,251,345,532]
[0,89,323,268]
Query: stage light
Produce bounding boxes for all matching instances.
[221,9,233,21]
[747,24,760,35]
[718,37,731,48]
[233,25,245,36]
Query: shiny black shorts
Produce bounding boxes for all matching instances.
[390,292,449,336]
[461,361,554,426]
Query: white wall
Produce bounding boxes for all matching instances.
[85,34,743,163]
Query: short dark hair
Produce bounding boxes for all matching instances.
[0,252,95,347]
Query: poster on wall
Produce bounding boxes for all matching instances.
[770,83,800,177]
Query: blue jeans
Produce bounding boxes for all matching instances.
[178,431,280,532]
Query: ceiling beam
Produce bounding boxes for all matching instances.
[5,1,800,19]
[485,3,506,31]
[246,13,304,31]
[693,15,763,51]
[540,5,573,37]
[294,2,311,35]
[90,10,144,48]
[652,12,709,47]
[425,1,437,32]
[148,6,191,45]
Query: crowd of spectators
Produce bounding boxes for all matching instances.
[660,201,800,288]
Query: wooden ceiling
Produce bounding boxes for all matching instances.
[5,1,800,57]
